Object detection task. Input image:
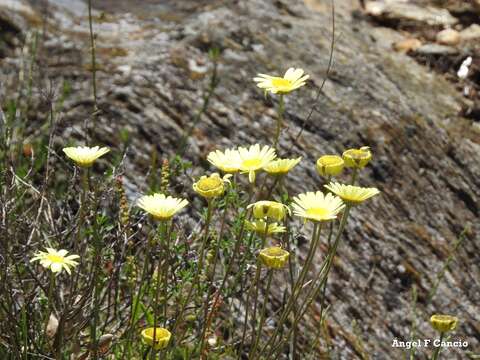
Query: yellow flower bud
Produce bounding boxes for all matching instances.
[248,201,290,221]
[430,314,458,333]
[245,220,286,235]
[140,327,171,350]
[193,173,230,199]
[259,247,290,269]
[316,155,344,177]
[342,146,372,169]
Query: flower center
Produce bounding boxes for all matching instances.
[271,78,292,88]
[46,254,64,263]
[348,149,368,159]
[320,157,342,166]
[265,247,285,257]
[306,207,330,218]
[145,328,168,341]
[242,158,262,169]
[197,177,222,191]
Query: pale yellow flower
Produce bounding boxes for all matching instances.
[245,220,286,235]
[259,247,290,269]
[248,200,290,221]
[207,148,241,173]
[30,248,79,274]
[316,155,344,177]
[140,327,171,350]
[138,193,188,220]
[238,144,276,183]
[292,191,345,222]
[342,146,372,169]
[430,315,458,333]
[254,68,309,94]
[263,157,302,176]
[63,146,110,167]
[193,173,231,199]
[324,182,380,205]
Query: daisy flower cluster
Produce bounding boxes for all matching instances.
[25,66,388,359]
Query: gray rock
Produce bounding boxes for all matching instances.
[1,0,478,358]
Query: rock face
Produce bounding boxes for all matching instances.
[1,0,479,358]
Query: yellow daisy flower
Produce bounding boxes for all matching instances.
[137,193,188,220]
[238,144,276,183]
[140,327,171,350]
[259,247,290,269]
[316,155,344,177]
[245,220,286,235]
[207,148,241,173]
[263,157,302,176]
[193,173,231,199]
[30,248,79,275]
[63,146,110,167]
[248,200,290,221]
[342,146,372,169]
[430,315,458,333]
[292,191,345,222]
[254,68,309,94]
[324,182,380,205]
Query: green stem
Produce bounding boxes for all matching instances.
[124,251,151,358]
[250,269,274,357]
[266,206,352,358]
[87,0,98,114]
[350,167,358,185]
[173,199,214,347]
[431,333,444,360]
[241,220,269,352]
[256,223,321,359]
[90,216,103,360]
[152,221,168,358]
[273,95,284,150]
[198,195,232,355]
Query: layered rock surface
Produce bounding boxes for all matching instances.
[1,0,479,358]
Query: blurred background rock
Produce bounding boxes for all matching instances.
[0,0,479,358]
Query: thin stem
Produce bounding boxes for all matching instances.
[248,221,270,347]
[87,0,98,113]
[267,207,352,358]
[431,332,444,360]
[174,199,214,349]
[124,251,151,358]
[256,223,322,359]
[273,95,284,150]
[89,216,104,360]
[198,195,232,354]
[350,167,358,185]
[152,221,168,358]
[250,269,274,357]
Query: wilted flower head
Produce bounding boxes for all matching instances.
[263,157,302,176]
[140,327,171,350]
[193,173,231,199]
[316,155,344,177]
[292,191,345,222]
[254,68,309,94]
[238,144,276,183]
[63,146,110,167]
[342,146,372,169]
[207,148,241,173]
[30,248,79,274]
[246,220,286,235]
[137,193,188,220]
[248,200,290,221]
[259,247,290,269]
[430,314,458,333]
[324,182,380,205]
